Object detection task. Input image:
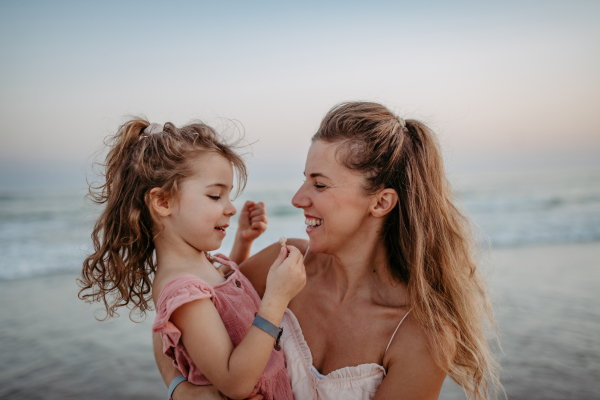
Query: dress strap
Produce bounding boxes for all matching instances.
[384,309,412,355]
[304,245,310,258]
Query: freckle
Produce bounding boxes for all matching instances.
[373,270,376,273]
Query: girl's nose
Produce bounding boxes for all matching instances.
[291,183,310,209]
[225,199,237,217]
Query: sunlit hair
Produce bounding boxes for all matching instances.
[78,119,247,320]
[313,102,501,400]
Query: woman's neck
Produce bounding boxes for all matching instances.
[323,233,399,305]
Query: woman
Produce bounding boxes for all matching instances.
[155,102,500,399]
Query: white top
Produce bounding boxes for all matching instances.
[280,308,411,400]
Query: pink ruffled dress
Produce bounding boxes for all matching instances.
[152,254,292,400]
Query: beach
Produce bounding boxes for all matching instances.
[1,168,599,398]
[1,241,598,399]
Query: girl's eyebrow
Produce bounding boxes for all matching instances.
[205,183,233,189]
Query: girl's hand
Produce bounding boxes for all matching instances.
[264,245,307,304]
[237,201,268,242]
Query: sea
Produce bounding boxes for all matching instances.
[1,168,599,281]
[0,167,599,399]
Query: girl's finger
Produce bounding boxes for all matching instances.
[251,222,267,231]
[241,201,254,214]
[272,246,288,268]
[285,246,301,262]
[249,208,266,218]
[251,215,268,223]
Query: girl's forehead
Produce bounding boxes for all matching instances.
[188,153,234,183]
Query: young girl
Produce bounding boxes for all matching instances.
[79,119,306,400]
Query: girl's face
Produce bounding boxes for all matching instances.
[168,153,237,252]
[291,140,374,254]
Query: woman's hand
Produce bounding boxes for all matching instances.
[172,382,264,400]
[172,382,225,400]
[237,201,268,242]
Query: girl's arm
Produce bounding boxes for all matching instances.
[169,246,305,400]
[229,201,268,265]
[153,333,226,400]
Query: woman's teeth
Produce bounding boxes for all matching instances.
[305,218,323,228]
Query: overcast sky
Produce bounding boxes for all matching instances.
[0,0,598,188]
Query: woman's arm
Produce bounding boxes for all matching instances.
[240,238,308,298]
[373,317,447,400]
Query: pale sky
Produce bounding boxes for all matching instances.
[0,0,599,188]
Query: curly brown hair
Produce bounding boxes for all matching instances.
[78,119,247,320]
[314,102,501,400]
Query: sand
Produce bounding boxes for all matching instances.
[1,242,599,399]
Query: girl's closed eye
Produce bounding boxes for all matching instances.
[208,195,221,200]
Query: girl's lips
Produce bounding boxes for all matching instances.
[214,225,228,237]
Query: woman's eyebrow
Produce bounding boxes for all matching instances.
[304,172,330,180]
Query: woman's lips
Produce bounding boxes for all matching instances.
[305,217,323,234]
[305,217,323,228]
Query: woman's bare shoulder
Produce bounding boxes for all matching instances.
[376,314,448,399]
[239,238,308,297]
[286,238,309,254]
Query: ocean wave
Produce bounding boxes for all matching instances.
[1,169,600,280]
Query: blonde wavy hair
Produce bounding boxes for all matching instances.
[314,102,501,400]
[78,119,247,320]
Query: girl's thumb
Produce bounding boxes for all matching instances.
[272,246,288,268]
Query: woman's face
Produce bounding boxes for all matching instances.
[291,140,375,255]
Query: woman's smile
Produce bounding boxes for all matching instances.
[304,214,323,232]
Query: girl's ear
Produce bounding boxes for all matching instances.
[148,188,172,218]
[371,188,398,218]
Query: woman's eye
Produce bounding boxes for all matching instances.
[208,195,221,200]
[314,184,326,189]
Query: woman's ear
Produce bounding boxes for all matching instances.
[371,188,398,218]
[148,188,172,218]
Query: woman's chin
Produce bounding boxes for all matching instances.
[307,237,327,254]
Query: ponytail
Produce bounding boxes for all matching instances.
[313,102,501,400]
[79,118,247,320]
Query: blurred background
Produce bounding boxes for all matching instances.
[0,1,598,399]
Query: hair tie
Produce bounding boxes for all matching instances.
[399,117,407,127]
[144,123,164,135]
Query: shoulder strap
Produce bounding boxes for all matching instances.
[304,246,310,258]
[384,309,412,355]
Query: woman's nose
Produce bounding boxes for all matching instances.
[291,183,310,209]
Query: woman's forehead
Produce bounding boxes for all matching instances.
[305,140,360,181]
